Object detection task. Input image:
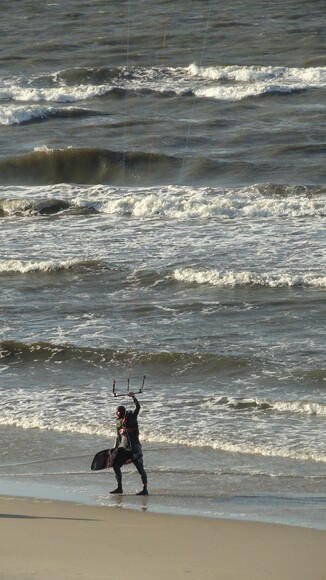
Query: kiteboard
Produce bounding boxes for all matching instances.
[91,447,133,471]
[91,448,118,471]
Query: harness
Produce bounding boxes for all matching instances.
[122,418,137,432]
[122,413,139,435]
[116,412,139,451]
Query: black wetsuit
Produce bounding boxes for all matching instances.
[112,396,147,489]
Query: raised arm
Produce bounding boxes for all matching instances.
[128,391,140,416]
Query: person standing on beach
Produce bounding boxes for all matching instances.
[110,391,148,496]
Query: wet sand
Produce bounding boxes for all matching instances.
[0,496,325,580]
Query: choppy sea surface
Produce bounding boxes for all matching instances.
[0,0,325,529]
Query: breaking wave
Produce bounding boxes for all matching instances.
[173,268,326,288]
[2,64,325,106]
[0,105,101,126]
[1,340,325,420]
[0,258,102,275]
[1,182,325,217]
[210,396,326,417]
[189,63,326,100]
[0,197,72,216]
[0,388,324,463]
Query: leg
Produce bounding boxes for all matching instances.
[110,448,132,494]
[134,459,147,486]
[132,445,148,495]
[111,464,123,494]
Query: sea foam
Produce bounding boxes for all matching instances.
[173,268,326,288]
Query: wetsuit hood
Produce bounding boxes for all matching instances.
[116,405,126,418]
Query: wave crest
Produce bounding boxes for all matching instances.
[0,147,181,186]
[173,268,326,288]
[2,64,326,106]
[0,105,99,126]
[210,396,326,417]
[0,258,101,275]
[189,63,326,100]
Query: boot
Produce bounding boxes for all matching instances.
[110,487,123,494]
[136,486,148,496]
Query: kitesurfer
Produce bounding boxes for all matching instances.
[110,391,148,495]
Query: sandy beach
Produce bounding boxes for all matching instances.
[0,496,325,580]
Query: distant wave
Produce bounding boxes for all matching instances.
[0,104,102,126]
[209,395,326,417]
[173,268,326,288]
[0,81,111,104]
[0,147,182,186]
[2,64,326,106]
[188,63,326,100]
[0,340,116,375]
[0,339,248,374]
[0,258,102,275]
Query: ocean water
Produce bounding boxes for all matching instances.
[0,0,325,530]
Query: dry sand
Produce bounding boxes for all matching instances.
[0,496,325,580]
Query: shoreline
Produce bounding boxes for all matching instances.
[1,495,325,580]
[2,475,326,532]
[1,458,325,532]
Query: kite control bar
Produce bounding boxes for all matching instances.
[112,375,146,398]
